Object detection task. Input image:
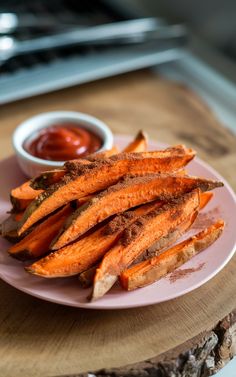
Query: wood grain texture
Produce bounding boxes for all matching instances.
[58,310,236,377]
[0,70,235,377]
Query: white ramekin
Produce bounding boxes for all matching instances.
[12,111,114,178]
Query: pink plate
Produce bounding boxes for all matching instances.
[0,135,235,309]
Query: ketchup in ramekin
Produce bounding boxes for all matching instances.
[23,124,102,161]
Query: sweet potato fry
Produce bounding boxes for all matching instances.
[30,169,66,190]
[86,146,119,161]
[78,265,98,288]
[76,178,209,211]
[52,174,222,249]
[119,190,208,263]
[137,213,198,262]
[26,201,162,278]
[123,130,148,153]
[18,146,196,236]
[0,194,91,244]
[30,146,119,190]
[177,169,187,176]
[64,147,120,170]
[91,189,201,301]
[10,181,43,212]
[76,194,95,206]
[120,220,225,290]
[13,212,24,222]
[199,192,213,210]
[8,204,73,260]
[78,212,198,289]
[0,211,24,242]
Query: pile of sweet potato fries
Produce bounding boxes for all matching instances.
[0,131,225,301]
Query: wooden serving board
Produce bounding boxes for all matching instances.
[0,70,236,377]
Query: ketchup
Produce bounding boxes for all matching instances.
[24,124,102,161]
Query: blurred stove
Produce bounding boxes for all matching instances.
[0,0,236,136]
[0,0,183,104]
